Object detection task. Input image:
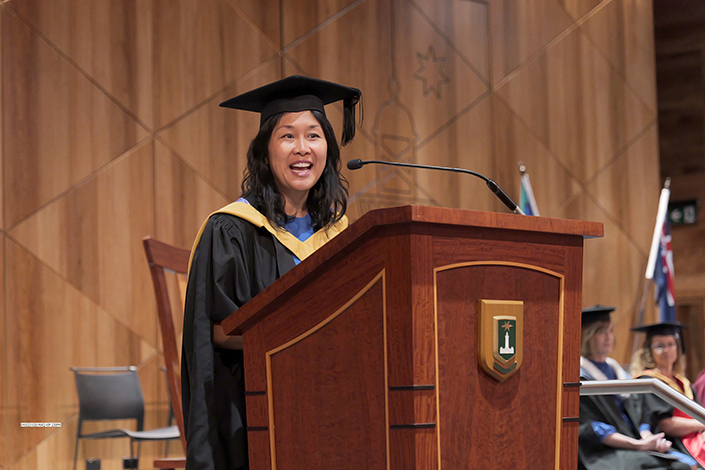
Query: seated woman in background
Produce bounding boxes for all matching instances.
[631,322,705,468]
[578,305,695,470]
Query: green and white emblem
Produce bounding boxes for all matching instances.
[478,300,523,381]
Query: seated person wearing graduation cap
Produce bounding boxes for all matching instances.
[181,76,361,470]
[579,305,694,470]
[631,322,705,468]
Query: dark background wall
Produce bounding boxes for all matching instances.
[653,0,705,380]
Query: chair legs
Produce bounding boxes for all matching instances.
[73,433,81,470]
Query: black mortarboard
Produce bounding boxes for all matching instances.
[631,321,687,353]
[219,75,362,146]
[581,305,615,327]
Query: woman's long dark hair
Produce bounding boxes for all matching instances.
[241,110,348,231]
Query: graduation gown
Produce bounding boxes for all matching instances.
[639,370,705,468]
[181,202,347,470]
[579,358,690,470]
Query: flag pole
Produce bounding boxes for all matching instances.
[632,178,671,355]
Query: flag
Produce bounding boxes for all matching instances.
[654,216,676,322]
[519,166,540,216]
[645,179,676,322]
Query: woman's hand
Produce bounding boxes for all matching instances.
[637,432,672,453]
[213,324,244,349]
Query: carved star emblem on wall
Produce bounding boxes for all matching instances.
[413,46,450,99]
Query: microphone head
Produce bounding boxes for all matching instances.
[347,159,364,170]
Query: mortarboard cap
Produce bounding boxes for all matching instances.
[631,321,687,353]
[219,75,362,146]
[581,305,615,327]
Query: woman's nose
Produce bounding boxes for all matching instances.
[294,137,310,154]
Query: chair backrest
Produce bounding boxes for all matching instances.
[143,236,190,453]
[72,367,145,433]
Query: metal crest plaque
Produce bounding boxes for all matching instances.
[478,300,524,382]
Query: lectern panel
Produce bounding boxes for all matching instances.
[267,275,389,470]
[435,264,562,470]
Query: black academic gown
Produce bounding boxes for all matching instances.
[639,373,704,468]
[579,367,691,470]
[181,213,296,470]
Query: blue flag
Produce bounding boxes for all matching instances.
[519,172,540,216]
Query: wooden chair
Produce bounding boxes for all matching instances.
[143,237,190,469]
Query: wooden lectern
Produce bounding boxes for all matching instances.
[222,206,603,470]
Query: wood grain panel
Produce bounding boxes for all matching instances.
[435,265,562,469]
[391,0,488,142]
[414,98,495,212]
[268,278,387,470]
[9,0,155,128]
[3,10,148,228]
[556,193,652,365]
[493,96,582,217]
[154,141,229,249]
[152,0,278,129]
[224,0,280,47]
[281,0,358,47]
[0,235,4,468]
[412,0,489,82]
[580,0,657,111]
[490,0,573,84]
[157,58,280,202]
[283,0,393,137]
[557,0,603,22]
[4,240,146,465]
[586,125,660,254]
[496,27,654,185]
[9,143,156,346]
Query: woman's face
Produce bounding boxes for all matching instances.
[267,111,327,205]
[650,334,678,370]
[589,322,614,359]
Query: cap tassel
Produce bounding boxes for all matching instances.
[341,94,362,146]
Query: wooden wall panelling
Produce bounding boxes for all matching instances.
[283,0,394,138]
[556,0,603,22]
[490,0,573,85]
[579,0,658,111]
[413,98,495,212]
[2,9,148,228]
[4,240,100,464]
[223,0,281,48]
[152,0,278,130]
[154,140,229,249]
[8,0,155,129]
[412,0,490,82]
[9,142,157,348]
[495,27,655,186]
[0,235,4,469]
[557,193,653,364]
[157,58,281,203]
[585,125,660,255]
[281,0,358,48]
[492,96,582,218]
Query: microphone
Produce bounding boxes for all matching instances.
[346,159,525,215]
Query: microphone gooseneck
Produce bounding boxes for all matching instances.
[346,159,525,215]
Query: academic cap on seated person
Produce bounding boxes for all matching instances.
[631,321,687,354]
[219,75,362,146]
[581,305,615,327]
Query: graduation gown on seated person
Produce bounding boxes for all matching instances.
[181,201,347,470]
[639,370,705,468]
[579,358,691,470]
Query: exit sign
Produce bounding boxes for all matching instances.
[668,200,698,225]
